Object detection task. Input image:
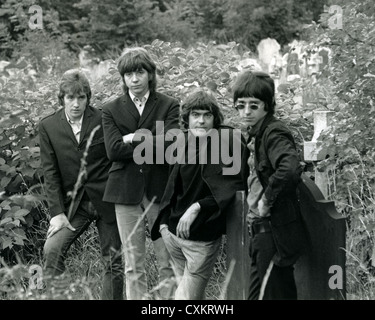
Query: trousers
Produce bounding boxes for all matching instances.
[248,218,297,300]
[43,200,124,300]
[161,228,222,300]
[115,195,174,300]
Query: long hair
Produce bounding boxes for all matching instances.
[117,47,157,94]
[58,69,91,107]
[232,70,276,115]
[180,89,224,130]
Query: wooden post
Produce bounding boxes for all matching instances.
[226,190,250,300]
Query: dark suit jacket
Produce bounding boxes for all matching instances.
[102,91,180,204]
[39,106,115,222]
[249,114,308,266]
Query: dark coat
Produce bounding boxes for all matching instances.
[249,114,308,267]
[151,126,247,241]
[39,106,115,222]
[102,91,180,204]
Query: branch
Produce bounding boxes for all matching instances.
[66,125,100,220]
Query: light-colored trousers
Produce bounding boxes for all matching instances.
[115,196,173,300]
[161,227,222,300]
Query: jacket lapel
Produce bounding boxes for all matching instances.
[79,106,93,146]
[138,92,157,127]
[123,94,141,123]
[254,114,274,160]
[59,108,78,145]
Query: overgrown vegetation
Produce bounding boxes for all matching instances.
[1,0,374,300]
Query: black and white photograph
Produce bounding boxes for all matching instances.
[0,0,374,312]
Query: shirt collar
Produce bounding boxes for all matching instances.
[129,90,150,104]
[65,111,84,126]
[247,115,266,138]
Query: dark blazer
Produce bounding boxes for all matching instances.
[102,91,180,204]
[151,126,247,241]
[39,106,115,223]
[249,114,308,266]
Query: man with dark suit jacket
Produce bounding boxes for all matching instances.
[102,47,179,300]
[39,69,123,300]
[150,89,247,300]
[232,70,307,300]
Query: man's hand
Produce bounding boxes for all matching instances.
[122,133,135,144]
[47,213,76,238]
[258,197,272,218]
[176,203,200,239]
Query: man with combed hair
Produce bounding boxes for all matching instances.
[233,70,308,300]
[39,69,123,299]
[102,47,179,300]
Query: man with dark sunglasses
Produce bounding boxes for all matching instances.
[233,70,308,300]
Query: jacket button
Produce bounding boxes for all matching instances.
[139,169,143,174]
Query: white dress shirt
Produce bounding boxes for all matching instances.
[65,111,83,143]
[129,90,150,116]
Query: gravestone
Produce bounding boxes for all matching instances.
[257,38,281,72]
[294,174,346,300]
[226,174,346,300]
[304,110,336,198]
[238,58,263,72]
[286,49,301,81]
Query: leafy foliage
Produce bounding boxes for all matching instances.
[1,0,326,59]
[297,0,375,297]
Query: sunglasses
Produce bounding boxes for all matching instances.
[235,101,263,111]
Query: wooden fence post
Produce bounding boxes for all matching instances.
[226,190,250,300]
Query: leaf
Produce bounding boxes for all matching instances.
[14,208,30,218]
[1,176,11,188]
[0,199,11,209]
[13,236,24,246]
[1,236,13,250]
[206,81,218,91]
[13,228,26,238]
[0,139,11,148]
[29,159,40,169]
[170,56,182,67]
[0,217,12,226]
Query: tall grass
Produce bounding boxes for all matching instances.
[0,219,229,300]
[329,152,375,300]
[2,148,375,300]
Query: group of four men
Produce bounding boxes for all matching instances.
[39,47,307,300]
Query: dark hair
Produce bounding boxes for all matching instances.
[232,70,275,115]
[58,69,91,107]
[117,47,157,94]
[180,89,224,130]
